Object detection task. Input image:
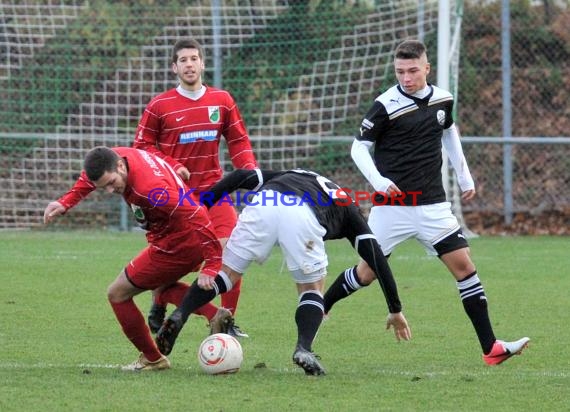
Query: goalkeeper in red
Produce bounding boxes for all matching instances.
[335,39,529,365]
[43,146,223,371]
[133,38,256,338]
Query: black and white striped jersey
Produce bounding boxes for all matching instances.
[357,84,454,205]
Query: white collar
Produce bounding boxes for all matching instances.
[176,84,206,100]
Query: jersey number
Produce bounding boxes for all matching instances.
[291,169,346,199]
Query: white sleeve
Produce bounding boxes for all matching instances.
[351,139,394,193]
[442,124,475,191]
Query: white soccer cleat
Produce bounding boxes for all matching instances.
[482,337,530,366]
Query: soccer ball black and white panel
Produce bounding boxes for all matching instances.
[197,333,243,375]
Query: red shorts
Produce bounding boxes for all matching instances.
[125,228,221,290]
[208,201,237,239]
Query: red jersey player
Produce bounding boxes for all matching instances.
[133,38,257,337]
[43,146,225,371]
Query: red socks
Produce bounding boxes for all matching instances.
[110,299,162,362]
[220,276,242,316]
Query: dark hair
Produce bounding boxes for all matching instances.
[394,40,427,60]
[84,146,120,182]
[172,39,204,63]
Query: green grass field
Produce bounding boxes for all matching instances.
[0,231,568,411]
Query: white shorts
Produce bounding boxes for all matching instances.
[224,190,328,284]
[367,202,461,256]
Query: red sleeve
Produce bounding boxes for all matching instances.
[196,227,223,277]
[223,96,257,170]
[133,106,185,173]
[57,171,96,210]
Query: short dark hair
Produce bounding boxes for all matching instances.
[172,39,204,63]
[394,40,427,60]
[84,146,120,182]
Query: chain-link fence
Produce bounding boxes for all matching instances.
[456,0,570,233]
[1,0,568,233]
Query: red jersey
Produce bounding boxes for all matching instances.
[57,147,221,277]
[133,86,257,192]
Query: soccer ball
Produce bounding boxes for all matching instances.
[197,333,243,375]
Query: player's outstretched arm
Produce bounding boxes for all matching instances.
[43,201,66,224]
[203,168,284,207]
[386,312,411,342]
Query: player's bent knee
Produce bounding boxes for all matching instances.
[107,284,128,303]
[356,260,376,284]
[107,269,142,302]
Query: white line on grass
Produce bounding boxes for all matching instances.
[1,362,569,378]
[373,368,570,378]
[0,362,120,369]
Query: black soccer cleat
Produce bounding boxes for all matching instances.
[147,303,167,334]
[227,323,249,339]
[155,311,183,356]
[292,345,326,376]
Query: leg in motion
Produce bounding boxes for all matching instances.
[441,247,530,365]
[155,270,234,355]
[292,284,327,376]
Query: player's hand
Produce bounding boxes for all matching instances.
[386,312,411,342]
[461,189,476,201]
[177,167,190,181]
[43,201,66,224]
[197,273,216,290]
[386,183,403,197]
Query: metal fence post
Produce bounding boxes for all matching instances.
[502,0,513,225]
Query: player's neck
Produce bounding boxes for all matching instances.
[177,84,207,100]
[409,84,431,99]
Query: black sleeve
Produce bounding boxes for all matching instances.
[445,100,454,128]
[202,169,285,208]
[355,100,389,142]
[344,205,403,313]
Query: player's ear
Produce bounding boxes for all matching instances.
[117,158,127,174]
[172,62,178,74]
